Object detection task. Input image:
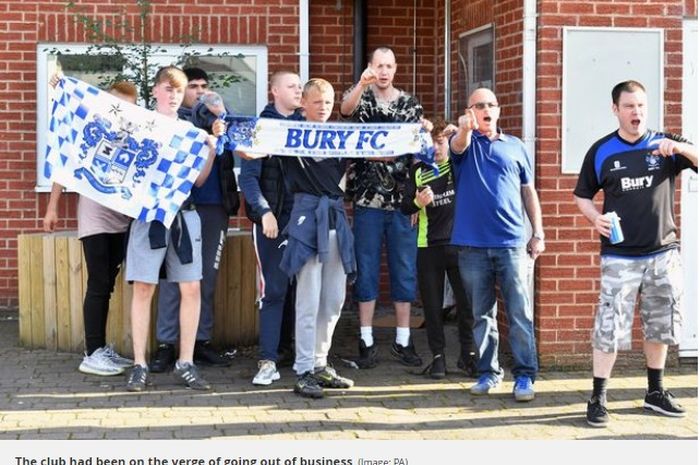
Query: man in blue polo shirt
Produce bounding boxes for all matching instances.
[449,88,545,402]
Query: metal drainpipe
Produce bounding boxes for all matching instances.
[412,0,417,95]
[523,0,537,311]
[299,0,309,82]
[444,0,451,118]
[353,0,367,82]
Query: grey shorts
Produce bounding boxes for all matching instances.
[592,249,683,353]
[125,210,202,284]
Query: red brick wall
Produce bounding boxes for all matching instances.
[308,0,354,103]
[0,0,302,308]
[536,0,688,366]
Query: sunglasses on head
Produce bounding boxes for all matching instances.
[468,102,499,110]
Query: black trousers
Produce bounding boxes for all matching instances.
[417,245,475,357]
[81,232,126,354]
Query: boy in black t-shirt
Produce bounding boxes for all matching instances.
[574,80,697,427]
[278,78,356,399]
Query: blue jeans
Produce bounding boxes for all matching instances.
[457,246,538,380]
[353,206,417,302]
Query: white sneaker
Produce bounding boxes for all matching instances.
[252,360,280,386]
[78,347,124,376]
[102,344,133,368]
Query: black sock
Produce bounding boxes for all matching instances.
[592,377,608,402]
[647,367,664,393]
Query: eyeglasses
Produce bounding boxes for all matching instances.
[468,102,499,110]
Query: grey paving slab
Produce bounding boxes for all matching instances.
[0,309,696,440]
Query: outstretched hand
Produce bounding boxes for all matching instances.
[359,67,377,88]
[457,108,478,132]
[650,138,683,157]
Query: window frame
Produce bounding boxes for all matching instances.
[458,24,495,111]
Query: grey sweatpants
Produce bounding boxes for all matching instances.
[293,231,347,375]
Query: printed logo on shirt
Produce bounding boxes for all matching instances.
[610,160,627,172]
[645,154,662,171]
[297,216,306,226]
[621,175,654,191]
[431,189,455,207]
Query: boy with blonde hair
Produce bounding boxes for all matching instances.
[125,66,219,392]
[279,78,355,398]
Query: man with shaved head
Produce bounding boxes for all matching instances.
[239,70,303,386]
[341,46,424,370]
[449,88,544,402]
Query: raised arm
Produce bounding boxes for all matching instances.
[653,138,698,167]
[339,67,377,117]
[194,120,225,187]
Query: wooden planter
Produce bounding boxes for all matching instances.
[17,230,258,357]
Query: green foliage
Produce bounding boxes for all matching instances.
[48,0,241,107]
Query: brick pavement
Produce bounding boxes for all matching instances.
[0,309,696,440]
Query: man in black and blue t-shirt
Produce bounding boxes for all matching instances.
[574,80,697,427]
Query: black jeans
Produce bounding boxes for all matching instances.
[81,232,126,354]
[417,245,475,357]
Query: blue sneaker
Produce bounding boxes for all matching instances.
[513,375,535,402]
[470,373,502,395]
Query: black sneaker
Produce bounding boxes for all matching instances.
[193,340,232,367]
[126,365,151,392]
[356,339,379,369]
[173,361,211,390]
[391,338,423,367]
[314,365,354,389]
[149,343,176,373]
[294,371,324,398]
[427,354,446,379]
[586,396,609,427]
[644,390,686,417]
[276,346,295,368]
[457,352,478,378]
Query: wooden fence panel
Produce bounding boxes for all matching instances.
[17,231,259,356]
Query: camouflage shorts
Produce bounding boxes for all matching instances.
[592,249,683,353]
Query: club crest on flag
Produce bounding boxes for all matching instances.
[74,114,160,198]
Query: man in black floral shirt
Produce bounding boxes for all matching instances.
[340,46,423,369]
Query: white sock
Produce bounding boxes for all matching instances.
[396,327,410,347]
[360,327,374,347]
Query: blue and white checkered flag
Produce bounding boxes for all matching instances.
[45,77,211,229]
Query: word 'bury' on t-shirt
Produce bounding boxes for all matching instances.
[450,131,533,248]
[574,129,697,257]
